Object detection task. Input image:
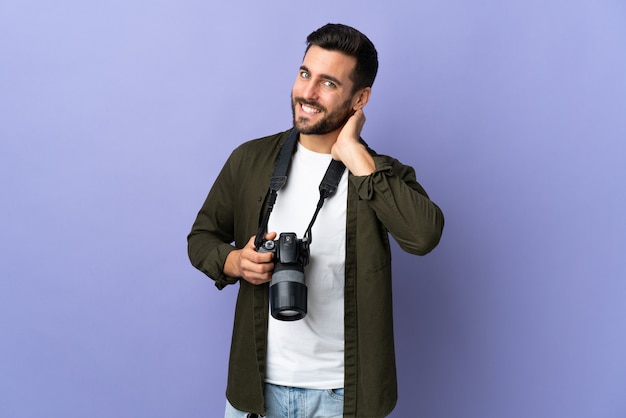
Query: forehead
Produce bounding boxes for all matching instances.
[301,45,357,82]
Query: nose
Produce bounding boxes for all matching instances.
[300,79,319,101]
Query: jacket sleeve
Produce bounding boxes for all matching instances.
[350,155,444,255]
[187,152,240,289]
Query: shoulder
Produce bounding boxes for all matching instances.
[221,129,290,174]
[230,129,290,159]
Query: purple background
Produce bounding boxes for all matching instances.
[1,1,625,417]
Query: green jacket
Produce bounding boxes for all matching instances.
[188,130,444,417]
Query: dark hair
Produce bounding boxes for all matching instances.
[305,23,378,92]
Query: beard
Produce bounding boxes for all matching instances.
[291,95,353,135]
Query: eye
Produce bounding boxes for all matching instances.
[300,70,310,79]
[323,80,337,88]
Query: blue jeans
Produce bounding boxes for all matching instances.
[224,383,344,418]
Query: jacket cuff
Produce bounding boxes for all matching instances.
[351,157,393,200]
[211,243,239,290]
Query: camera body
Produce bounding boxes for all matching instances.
[258,232,309,321]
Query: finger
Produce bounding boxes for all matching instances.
[240,260,274,285]
[245,235,258,249]
[240,271,272,285]
[350,109,366,130]
[248,232,276,262]
[242,245,273,264]
[241,254,274,272]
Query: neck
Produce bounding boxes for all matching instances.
[298,130,339,154]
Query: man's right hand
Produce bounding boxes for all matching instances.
[223,232,277,285]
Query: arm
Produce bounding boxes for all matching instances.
[332,110,444,255]
[352,156,444,255]
[187,145,277,288]
[187,152,240,289]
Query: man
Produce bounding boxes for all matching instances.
[188,23,444,418]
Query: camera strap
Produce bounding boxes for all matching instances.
[255,128,346,248]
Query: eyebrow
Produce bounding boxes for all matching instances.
[300,65,343,87]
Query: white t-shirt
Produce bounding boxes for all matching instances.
[265,142,348,389]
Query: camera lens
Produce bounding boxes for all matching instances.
[270,264,306,321]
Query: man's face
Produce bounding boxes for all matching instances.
[291,45,359,136]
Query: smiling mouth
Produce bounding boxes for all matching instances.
[301,104,321,114]
[295,98,325,115]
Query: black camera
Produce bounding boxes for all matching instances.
[258,232,310,321]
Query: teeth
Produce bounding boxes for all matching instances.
[302,104,320,114]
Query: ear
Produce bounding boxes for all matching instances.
[352,87,371,111]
